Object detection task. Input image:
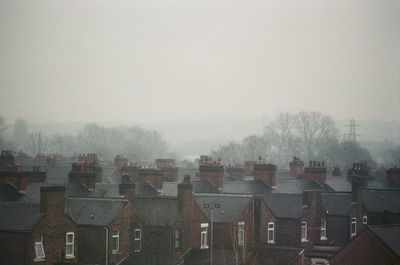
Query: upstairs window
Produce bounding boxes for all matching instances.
[34,235,45,261]
[351,218,357,237]
[134,229,142,252]
[320,219,327,240]
[200,223,208,249]
[362,215,368,225]
[112,230,120,253]
[301,222,308,242]
[238,222,245,245]
[65,232,74,258]
[175,229,181,249]
[267,222,275,244]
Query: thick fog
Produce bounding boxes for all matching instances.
[0,0,399,123]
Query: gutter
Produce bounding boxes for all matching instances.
[105,227,109,265]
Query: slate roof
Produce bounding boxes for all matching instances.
[0,202,41,231]
[325,177,352,192]
[261,193,304,219]
[136,197,179,226]
[274,178,332,194]
[136,182,160,196]
[321,192,353,216]
[0,183,22,202]
[370,225,400,257]
[66,197,127,226]
[194,194,252,223]
[222,180,273,194]
[364,190,400,213]
[193,180,220,193]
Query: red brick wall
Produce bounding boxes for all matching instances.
[78,226,106,265]
[0,232,31,265]
[330,229,400,265]
[254,164,277,186]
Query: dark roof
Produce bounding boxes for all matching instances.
[0,183,22,202]
[193,180,220,193]
[370,225,400,257]
[136,182,160,196]
[66,197,127,226]
[325,177,352,192]
[364,190,400,213]
[253,247,303,265]
[261,193,304,218]
[222,180,273,194]
[321,192,353,216]
[136,197,179,226]
[367,179,400,190]
[46,165,70,184]
[274,178,332,194]
[0,203,41,231]
[194,194,252,223]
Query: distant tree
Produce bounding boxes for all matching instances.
[25,132,48,156]
[0,115,6,147]
[241,135,271,161]
[211,141,243,164]
[326,139,371,169]
[13,119,29,150]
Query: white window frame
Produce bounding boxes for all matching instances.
[320,218,327,240]
[112,229,120,253]
[267,222,275,244]
[351,217,357,237]
[134,229,142,252]
[175,229,181,249]
[238,222,245,245]
[200,223,208,249]
[362,215,367,225]
[65,232,75,258]
[34,235,45,261]
[301,222,308,242]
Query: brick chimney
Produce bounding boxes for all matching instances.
[347,162,369,188]
[119,183,135,201]
[254,157,277,186]
[199,156,224,189]
[156,159,179,182]
[351,176,363,205]
[121,164,139,183]
[289,157,304,177]
[386,167,400,184]
[68,154,102,190]
[40,186,65,215]
[0,150,14,170]
[178,175,193,251]
[138,167,163,189]
[243,161,256,176]
[304,160,327,184]
[302,190,322,245]
[226,164,245,180]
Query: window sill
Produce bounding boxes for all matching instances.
[267,241,275,244]
[301,239,309,243]
[65,255,75,260]
[134,250,142,253]
[34,257,45,262]
[200,246,209,249]
[112,251,121,255]
[320,237,328,241]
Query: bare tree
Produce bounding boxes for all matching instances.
[25,132,49,156]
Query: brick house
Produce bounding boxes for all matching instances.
[0,186,78,265]
[330,225,400,265]
[65,183,137,265]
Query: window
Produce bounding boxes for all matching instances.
[134,229,142,252]
[112,230,120,253]
[34,235,45,261]
[238,222,245,245]
[200,223,208,249]
[301,222,308,242]
[362,215,368,225]
[320,219,327,240]
[175,229,181,249]
[65,232,74,258]
[351,218,357,237]
[267,222,275,243]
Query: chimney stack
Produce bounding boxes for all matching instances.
[304,161,327,184]
[347,161,369,187]
[40,186,65,215]
[138,167,163,189]
[199,156,224,188]
[289,157,304,177]
[119,183,135,201]
[254,159,277,186]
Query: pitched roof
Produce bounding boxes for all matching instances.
[321,192,353,216]
[136,197,179,226]
[274,178,332,194]
[370,225,400,257]
[0,183,22,202]
[193,180,220,193]
[325,177,352,192]
[66,197,127,226]
[0,202,41,231]
[222,180,273,194]
[261,193,304,218]
[364,190,400,213]
[194,194,252,223]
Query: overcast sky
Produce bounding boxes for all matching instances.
[0,0,399,123]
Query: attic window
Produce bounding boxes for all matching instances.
[65,232,75,258]
[34,235,45,261]
[112,230,120,253]
[362,215,367,225]
[268,222,275,244]
[134,229,142,252]
[200,223,208,249]
[320,219,327,240]
[351,218,357,237]
[301,222,308,242]
[238,222,245,245]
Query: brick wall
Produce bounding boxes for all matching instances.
[0,232,30,265]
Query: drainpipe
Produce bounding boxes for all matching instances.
[105,227,109,265]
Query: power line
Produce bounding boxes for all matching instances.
[344,119,361,142]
